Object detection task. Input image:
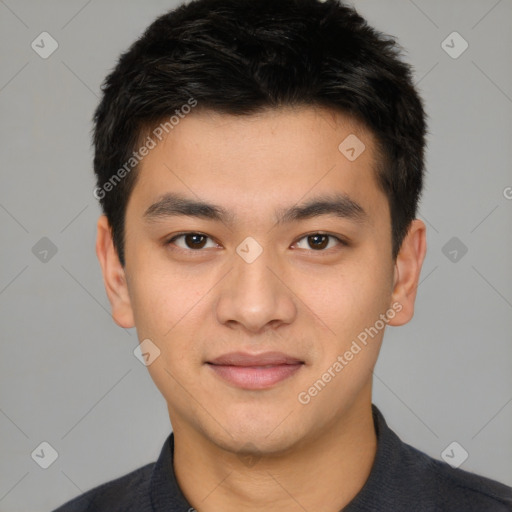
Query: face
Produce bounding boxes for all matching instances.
[97,107,425,455]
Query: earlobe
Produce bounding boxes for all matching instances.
[388,219,427,327]
[95,215,135,329]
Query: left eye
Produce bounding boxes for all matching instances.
[294,233,344,251]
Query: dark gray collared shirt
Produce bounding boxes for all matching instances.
[53,405,512,511]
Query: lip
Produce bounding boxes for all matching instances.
[207,351,304,390]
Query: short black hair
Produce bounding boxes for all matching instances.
[93,0,427,266]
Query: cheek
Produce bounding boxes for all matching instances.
[128,256,204,338]
[303,258,392,349]
[126,260,212,388]
[297,261,391,411]
[127,266,207,408]
[128,274,172,339]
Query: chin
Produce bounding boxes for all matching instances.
[214,427,304,458]
[202,408,309,457]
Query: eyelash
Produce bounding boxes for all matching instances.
[165,232,348,253]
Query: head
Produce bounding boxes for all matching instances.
[95,0,427,454]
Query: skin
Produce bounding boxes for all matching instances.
[96,107,426,512]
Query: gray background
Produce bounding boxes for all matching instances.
[1,0,511,510]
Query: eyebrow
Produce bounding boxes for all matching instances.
[143,192,368,226]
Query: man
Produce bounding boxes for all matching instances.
[54,0,512,510]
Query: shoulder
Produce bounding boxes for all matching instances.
[399,440,512,511]
[358,406,512,512]
[52,462,155,512]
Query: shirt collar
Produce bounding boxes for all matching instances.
[343,404,406,510]
[150,433,193,511]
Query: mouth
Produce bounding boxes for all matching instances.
[206,351,305,390]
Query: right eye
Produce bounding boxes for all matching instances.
[166,232,220,251]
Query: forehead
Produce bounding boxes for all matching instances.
[128,107,387,226]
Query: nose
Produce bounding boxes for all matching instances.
[215,241,297,334]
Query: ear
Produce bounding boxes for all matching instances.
[95,215,135,329]
[387,219,427,326]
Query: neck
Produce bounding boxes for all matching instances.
[172,397,377,512]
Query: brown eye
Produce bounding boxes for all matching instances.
[307,234,329,250]
[294,233,345,251]
[184,234,207,249]
[167,233,217,250]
